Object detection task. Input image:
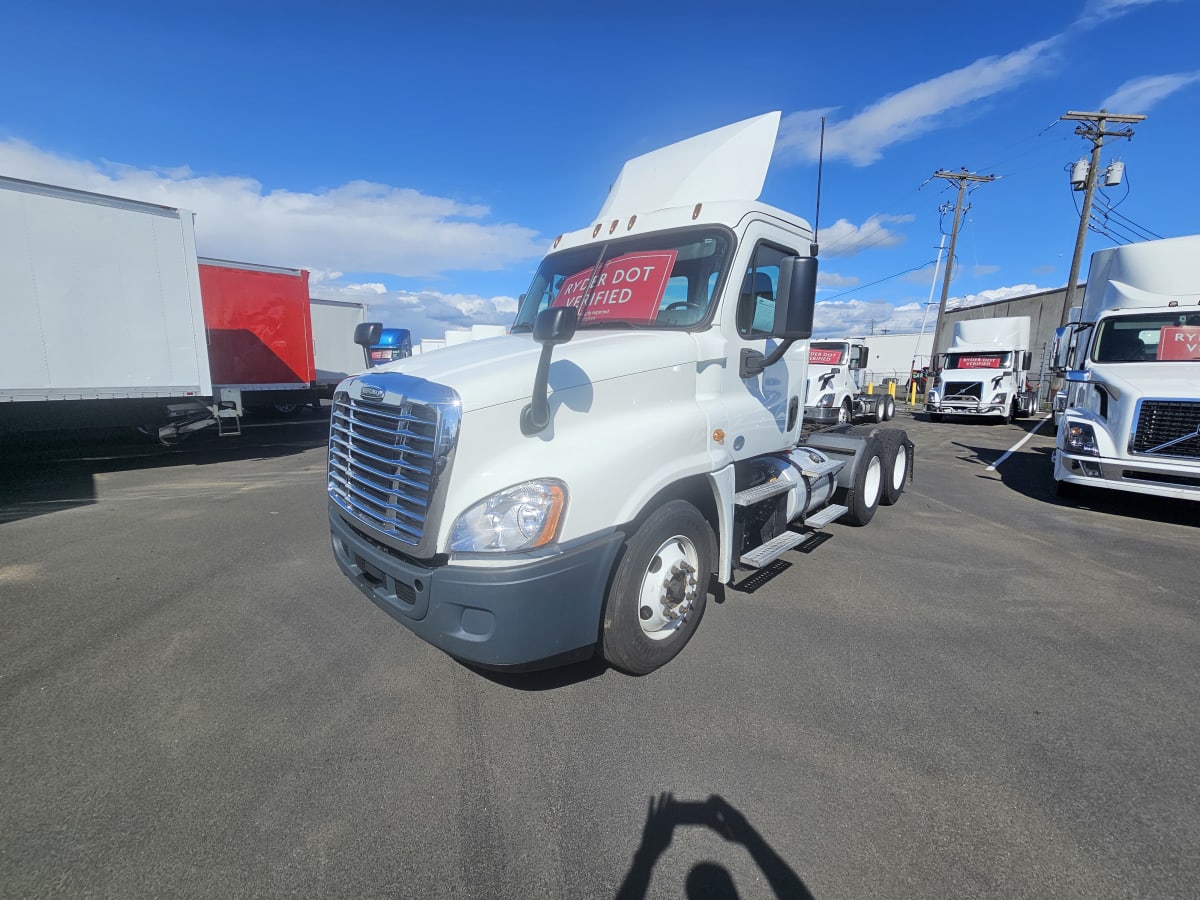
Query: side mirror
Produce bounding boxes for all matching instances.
[1022,351,1032,370]
[772,255,816,340]
[740,255,816,378]
[1052,327,1071,372]
[533,305,577,345]
[354,322,383,348]
[522,306,578,435]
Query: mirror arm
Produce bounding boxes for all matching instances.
[740,338,797,379]
[521,345,556,435]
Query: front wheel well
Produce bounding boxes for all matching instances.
[621,477,719,552]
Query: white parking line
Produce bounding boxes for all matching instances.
[986,413,1054,471]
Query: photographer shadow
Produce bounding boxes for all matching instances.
[616,793,814,899]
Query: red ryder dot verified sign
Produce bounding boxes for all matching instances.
[957,355,1003,369]
[809,347,844,365]
[1158,326,1200,361]
[552,251,677,324]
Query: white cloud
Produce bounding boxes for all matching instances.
[777,39,1060,166]
[1078,0,1175,27]
[813,299,932,337]
[0,139,545,277]
[945,283,1044,311]
[972,264,1000,277]
[311,283,517,342]
[819,214,912,257]
[817,271,860,289]
[1101,71,1200,111]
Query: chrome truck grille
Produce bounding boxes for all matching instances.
[1131,399,1200,459]
[328,374,461,557]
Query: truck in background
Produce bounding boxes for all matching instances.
[0,175,225,439]
[310,298,369,396]
[327,113,913,675]
[804,340,896,426]
[368,328,413,366]
[1052,234,1200,500]
[925,316,1038,424]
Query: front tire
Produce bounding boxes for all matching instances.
[837,400,852,425]
[601,500,715,675]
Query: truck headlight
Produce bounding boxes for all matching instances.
[1063,422,1099,456]
[815,394,834,408]
[927,389,940,403]
[450,480,567,553]
[991,392,1007,405]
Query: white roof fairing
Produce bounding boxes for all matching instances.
[596,112,781,219]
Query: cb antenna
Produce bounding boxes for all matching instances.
[811,116,825,257]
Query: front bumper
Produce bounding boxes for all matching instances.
[926,402,1007,417]
[804,405,840,425]
[330,507,625,669]
[1054,451,1200,500]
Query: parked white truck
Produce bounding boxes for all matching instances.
[1052,234,1200,500]
[327,113,913,674]
[804,340,896,426]
[925,316,1038,423]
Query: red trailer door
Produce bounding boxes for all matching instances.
[199,259,315,388]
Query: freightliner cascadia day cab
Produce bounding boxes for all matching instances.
[327,113,914,674]
[804,341,896,426]
[1052,234,1200,500]
[925,316,1038,424]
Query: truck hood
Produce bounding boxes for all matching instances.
[1088,362,1200,400]
[364,331,702,413]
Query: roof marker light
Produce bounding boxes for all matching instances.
[609,219,618,234]
[692,203,703,220]
[592,224,602,238]
[627,215,637,231]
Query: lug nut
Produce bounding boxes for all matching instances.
[639,605,654,620]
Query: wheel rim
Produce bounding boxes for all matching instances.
[838,403,850,424]
[863,455,883,505]
[891,444,907,492]
[636,535,700,641]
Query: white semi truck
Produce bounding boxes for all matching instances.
[804,340,896,426]
[925,316,1038,424]
[1052,234,1200,500]
[326,113,913,674]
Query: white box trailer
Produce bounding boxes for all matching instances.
[0,176,235,438]
[310,298,369,397]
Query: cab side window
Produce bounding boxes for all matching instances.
[736,243,789,339]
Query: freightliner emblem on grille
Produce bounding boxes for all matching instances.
[360,384,385,401]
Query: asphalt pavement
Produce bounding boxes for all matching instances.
[1,407,1197,899]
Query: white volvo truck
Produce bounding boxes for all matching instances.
[1052,234,1200,500]
[326,113,913,674]
[804,340,896,426]
[925,316,1038,424]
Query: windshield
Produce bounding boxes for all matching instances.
[512,227,733,331]
[1093,312,1200,363]
[946,352,1011,369]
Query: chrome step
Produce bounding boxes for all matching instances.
[739,530,806,568]
[734,479,793,507]
[803,503,847,529]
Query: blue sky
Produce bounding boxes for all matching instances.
[2,0,1197,340]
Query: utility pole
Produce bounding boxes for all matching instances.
[929,168,996,371]
[1059,109,1146,326]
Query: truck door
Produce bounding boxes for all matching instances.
[722,234,807,458]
